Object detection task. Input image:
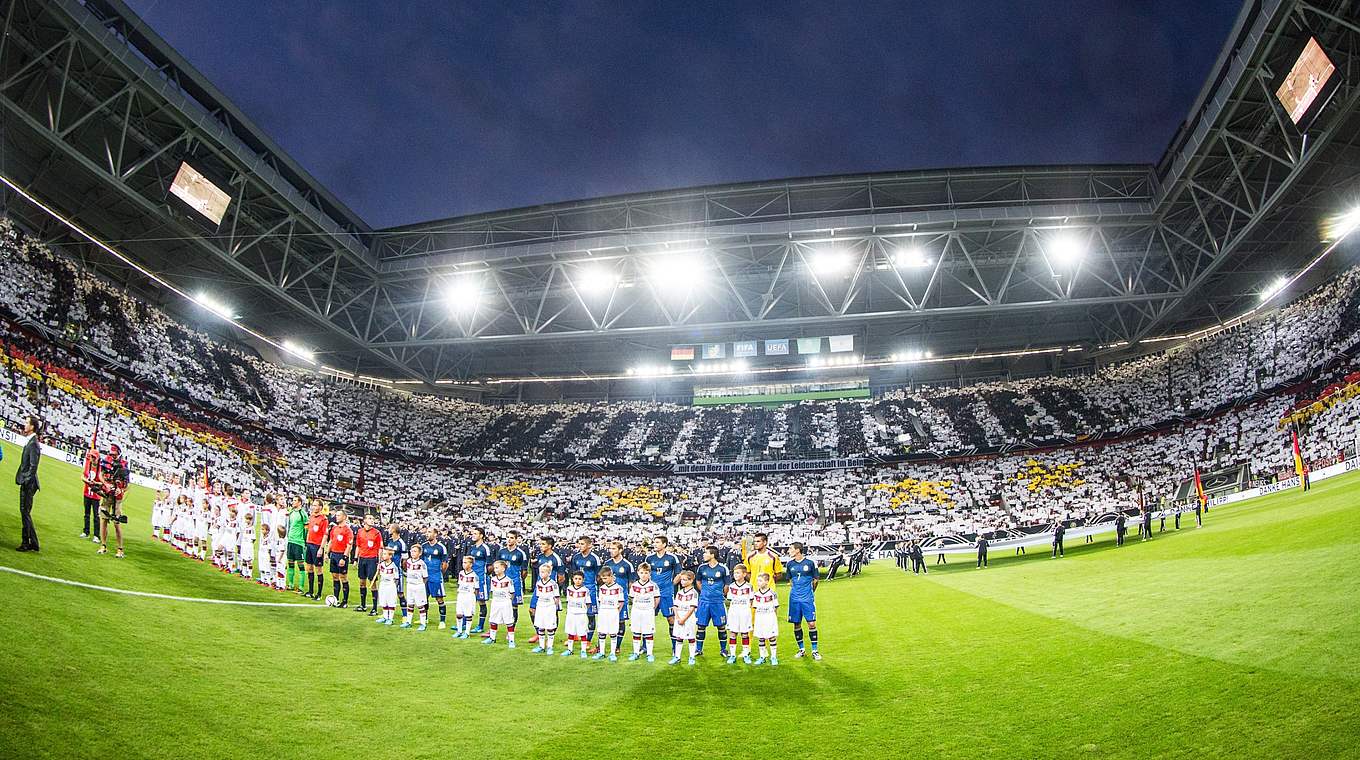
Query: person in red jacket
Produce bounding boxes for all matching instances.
[326,510,355,607]
[353,513,383,615]
[303,502,330,600]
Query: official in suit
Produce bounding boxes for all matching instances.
[15,416,43,552]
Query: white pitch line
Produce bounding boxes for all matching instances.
[0,565,325,607]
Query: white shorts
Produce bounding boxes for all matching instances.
[488,599,514,626]
[455,591,476,618]
[377,583,399,609]
[407,583,427,608]
[214,534,234,552]
[194,523,208,541]
[673,612,697,641]
[596,607,621,637]
[630,607,655,635]
[727,604,753,634]
[754,611,778,640]
[238,541,254,561]
[565,611,589,638]
[533,604,559,631]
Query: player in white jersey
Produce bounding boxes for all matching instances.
[273,522,290,590]
[561,571,591,658]
[483,561,517,648]
[670,571,699,665]
[150,489,167,540]
[752,572,780,666]
[210,506,229,569]
[374,548,401,625]
[594,567,625,661]
[724,564,755,664]
[401,545,429,631]
[193,503,209,560]
[531,563,561,655]
[237,510,255,580]
[256,503,275,586]
[453,556,478,638]
[628,562,661,661]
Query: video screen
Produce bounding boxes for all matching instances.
[169,161,231,226]
[1275,37,1336,125]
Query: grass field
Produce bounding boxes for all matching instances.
[0,438,1356,758]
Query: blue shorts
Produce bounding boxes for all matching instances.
[473,568,488,600]
[426,576,445,598]
[787,598,817,624]
[658,591,674,618]
[696,600,727,627]
[356,557,377,580]
[619,598,629,621]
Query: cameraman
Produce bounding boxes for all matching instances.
[96,443,129,558]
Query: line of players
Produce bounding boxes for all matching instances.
[381,538,822,665]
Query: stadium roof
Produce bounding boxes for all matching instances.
[1,0,1359,395]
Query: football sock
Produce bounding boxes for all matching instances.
[332,579,341,600]
[438,602,447,623]
[489,624,498,642]
[608,635,616,656]
[506,625,515,644]
[286,566,294,588]
[545,631,554,650]
[359,588,368,608]
[341,582,350,606]
[697,628,706,651]
[770,640,778,659]
[809,628,819,652]
[587,614,596,643]
[307,572,315,596]
[645,634,654,656]
[717,626,729,654]
[398,593,406,609]
[793,626,805,650]
[632,635,641,654]
[478,603,487,629]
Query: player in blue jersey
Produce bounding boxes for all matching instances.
[694,545,731,657]
[496,530,529,628]
[785,542,822,660]
[603,540,635,654]
[420,528,450,629]
[568,536,602,648]
[529,536,566,646]
[644,535,683,647]
[467,527,495,633]
[384,522,410,614]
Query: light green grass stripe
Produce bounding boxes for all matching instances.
[0,565,323,607]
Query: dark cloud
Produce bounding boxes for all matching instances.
[125,0,1242,227]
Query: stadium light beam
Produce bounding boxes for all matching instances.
[1046,231,1086,268]
[894,245,931,269]
[811,249,852,277]
[193,292,237,321]
[444,274,483,312]
[282,340,315,362]
[1260,276,1289,302]
[649,254,705,292]
[575,264,618,296]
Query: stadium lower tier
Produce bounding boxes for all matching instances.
[3,316,1357,551]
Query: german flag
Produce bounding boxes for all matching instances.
[1193,467,1207,509]
[1292,428,1310,491]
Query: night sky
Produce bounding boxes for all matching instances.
[126,0,1243,228]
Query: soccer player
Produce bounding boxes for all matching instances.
[785,542,822,661]
[483,560,518,648]
[594,566,625,661]
[421,529,450,629]
[603,540,634,656]
[742,532,783,599]
[496,530,529,629]
[402,545,429,631]
[568,536,602,649]
[238,509,255,580]
[530,536,566,645]
[353,514,383,614]
[562,572,591,659]
[467,527,495,633]
[454,556,478,639]
[644,535,683,647]
[670,571,699,665]
[531,563,561,655]
[384,522,409,611]
[325,509,355,607]
[694,545,731,658]
[725,564,755,664]
[752,572,779,665]
[303,501,329,599]
[628,562,660,661]
[374,547,400,625]
[284,496,308,594]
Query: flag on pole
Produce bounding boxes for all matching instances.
[1193,466,1207,509]
[1292,427,1310,491]
[82,415,102,489]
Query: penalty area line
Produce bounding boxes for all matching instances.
[0,565,325,607]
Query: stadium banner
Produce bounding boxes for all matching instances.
[670,345,695,361]
[702,343,726,360]
[829,334,854,353]
[796,337,822,355]
[765,339,789,355]
[733,340,758,358]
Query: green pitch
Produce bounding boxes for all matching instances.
[0,439,1356,759]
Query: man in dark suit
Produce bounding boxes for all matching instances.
[15,416,43,552]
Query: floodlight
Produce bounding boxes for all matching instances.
[282,340,314,362]
[811,249,851,276]
[576,264,618,296]
[1333,207,1360,239]
[193,292,236,321]
[1260,276,1289,302]
[1047,232,1086,267]
[650,254,705,290]
[895,245,931,269]
[445,275,483,311]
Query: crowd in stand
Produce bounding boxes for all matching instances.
[2,217,1359,557]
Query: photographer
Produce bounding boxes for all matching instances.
[95,443,129,559]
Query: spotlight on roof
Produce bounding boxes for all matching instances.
[1331,207,1360,240]
[894,245,931,269]
[1047,231,1086,268]
[811,249,852,277]
[649,253,705,291]
[444,274,483,311]
[1260,276,1289,302]
[575,264,618,296]
[193,292,237,321]
[282,340,315,362]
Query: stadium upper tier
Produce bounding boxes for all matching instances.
[3,217,1359,472]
